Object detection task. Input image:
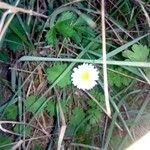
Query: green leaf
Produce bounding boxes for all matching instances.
[13,124,31,136]
[122,44,150,80]
[108,67,131,87]
[45,99,68,116]
[74,16,87,26]
[71,32,82,43]
[0,51,10,62]
[5,32,23,51]
[69,108,85,126]
[87,108,101,125]
[55,21,77,38]
[88,90,105,107]
[86,90,103,125]
[47,63,71,88]
[0,135,12,150]
[122,44,150,61]
[25,95,46,113]
[74,26,95,37]
[121,2,131,14]
[33,145,43,150]
[45,27,57,45]
[57,11,77,23]
[46,11,96,45]
[45,100,56,116]
[60,100,68,113]
[67,107,86,136]
[4,104,17,120]
[56,20,83,43]
[80,14,96,28]
[7,17,34,50]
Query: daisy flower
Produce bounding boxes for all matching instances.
[71,63,99,90]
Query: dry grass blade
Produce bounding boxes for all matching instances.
[0,10,11,34]
[57,100,67,150]
[137,0,150,27]
[0,0,20,43]
[0,124,21,136]
[71,143,101,150]
[101,0,111,116]
[0,2,48,18]
[0,120,50,136]
[138,68,150,84]
[62,0,85,6]
[11,140,23,150]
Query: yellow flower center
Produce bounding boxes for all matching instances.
[81,71,90,81]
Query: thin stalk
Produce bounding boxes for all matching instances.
[101,0,111,116]
[19,56,150,68]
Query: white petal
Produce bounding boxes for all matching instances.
[71,63,99,90]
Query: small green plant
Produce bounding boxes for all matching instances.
[66,91,104,143]
[108,67,132,87]
[0,135,12,150]
[33,145,43,150]
[4,17,34,51]
[25,95,46,113]
[3,104,18,120]
[0,51,10,62]
[122,44,149,62]
[45,100,56,116]
[67,107,86,136]
[13,124,32,136]
[45,99,68,116]
[87,90,105,127]
[87,91,104,125]
[123,44,150,79]
[46,11,96,45]
[46,63,71,88]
